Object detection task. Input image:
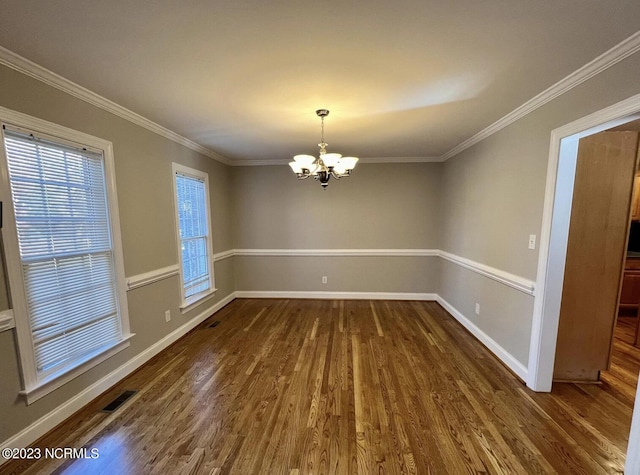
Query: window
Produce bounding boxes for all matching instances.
[0,114,131,404]
[172,163,215,310]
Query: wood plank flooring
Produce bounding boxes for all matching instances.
[1,299,637,474]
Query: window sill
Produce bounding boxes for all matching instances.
[180,288,218,314]
[20,333,135,405]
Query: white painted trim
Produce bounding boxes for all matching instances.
[230,156,443,166]
[125,249,234,290]
[359,157,444,164]
[0,292,236,460]
[126,265,180,290]
[21,335,134,405]
[0,309,15,332]
[233,248,439,257]
[172,163,216,307]
[0,108,132,404]
[235,291,437,300]
[440,31,640,161]
[0,106,114,151]
[213,249,235,262]
[233,248,535,295]
[2,29,638,169]
[436,296,528,381]
[528,92,640,392]
[0,46,231,166]
[626,373,640,474]
[439,251,535,296]
[122,249,534,299]
[179,288,218,314]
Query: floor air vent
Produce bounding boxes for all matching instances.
[101,390,136,413]
[208,320,221,328]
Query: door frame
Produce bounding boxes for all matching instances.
[527,92,640,392]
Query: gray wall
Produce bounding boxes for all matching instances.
[232,162,442,249]
[439,51,640,367]
[3,45,640,446]
[235,256,439,294]
[231,162,442,293]
[0,63,235,442]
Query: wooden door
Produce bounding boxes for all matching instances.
[554,131,639,381]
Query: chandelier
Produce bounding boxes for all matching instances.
[288,109,358,189]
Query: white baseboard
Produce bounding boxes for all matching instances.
[234,291,437,301]
[0,292,236,459]
[435,296,528,381]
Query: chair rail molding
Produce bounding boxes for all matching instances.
[126,265,180,291]
[0,309,15,332]
[233,248,535,295]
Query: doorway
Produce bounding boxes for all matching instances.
[527,93,640,392]
[552,129,638,382]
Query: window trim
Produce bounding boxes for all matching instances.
[0,106,134,404]
[171,163,216,311]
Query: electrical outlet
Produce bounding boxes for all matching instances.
[165,310,171,322]
[322,276,328,284]
[475,303,480,315]
[528,234,536,250]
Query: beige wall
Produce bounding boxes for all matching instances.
[439,52,640,367]
[235,256,439,294]
[232,162,442,249]
[3,45,640,446]
[438,259,533,365]
[0,63,235,441]
[232,162,442,295]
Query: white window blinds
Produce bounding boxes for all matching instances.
[175,171,211,299]
[3,128,121,378]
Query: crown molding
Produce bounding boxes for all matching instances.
[440,30,640,161]
[0,46,232,166]
[3,29,639,168]
[230,156,443,166]
[359,156,444,164]
[231,159,290,166]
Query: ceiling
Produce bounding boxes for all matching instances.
[1,1,639,164]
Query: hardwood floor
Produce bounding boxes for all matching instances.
[602,315,640,407]
[1,299,637,474]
